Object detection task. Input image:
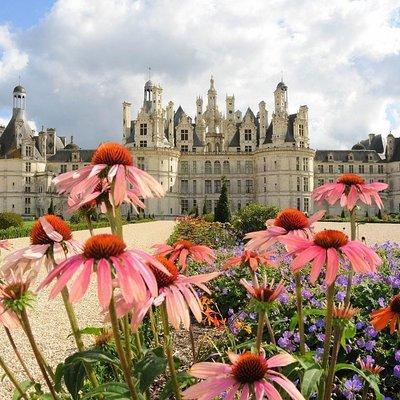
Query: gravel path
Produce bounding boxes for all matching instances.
[0,220,399,398]
[0,220,176,399]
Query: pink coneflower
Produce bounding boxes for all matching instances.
[149,256,220,330]
[240,277,285,303]
[182,351,304,400]
[358,358,384,375]
[1,215,81,278]
[38,233,163,309]
[280,230,382,285]
[312,173,388,211]
[152,240,215,271]
[245,208,325,252]
[53,142,165,209]
[0,240,12,252]
[224,250,276,272]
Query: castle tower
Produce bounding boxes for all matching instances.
[207,76,217,109]
[122,101,132,144]
[196,96,203,117]
[12,85,27,118]
[226,95,235,121]
[274,81,288,115]
[258,101,268,144]
[166,101,175,144]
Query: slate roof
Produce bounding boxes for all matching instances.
[263,113,297,144]
[315,150,382,162]
[47,149,95,163]
[352,134,384,153]
[387,136,400,162]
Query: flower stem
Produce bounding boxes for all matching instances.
[149,306,160,346]
[294,272,306,355]
[60,287,100,391]
[323,325,342,400]
[4,326,35,382]
[123,314,133,365]
[85,214,95,236]
[189,325,197,362]
[109,295,139,400]
[20,309,58,399]
[160,302,182,400]
[344,209,357,307]
[255,311,265,353]
[264,310,276,346]
[0,355,29,400]
[318,283,335,400]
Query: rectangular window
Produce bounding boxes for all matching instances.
[214,180,221,193]
[304,198,310,213]
[299,124,304,137]
[24,197,31,205]
[180,161,189,174]
[369,165,374,174]
[297,177,301,191]
[180,199,189,214]
[38,186,43,193]
[318,165,324,173]
[25,162,31,172]
[180,129,189,141]
[60,164,67,173]
[139,123,147,135]
[192,161,197,173]
[296,157,300,171]
[72,164,79,170]
[25,176,31,184]
[139,140,147,148]
[25,146,33,157]
[245,179,253,194]
[318,178,325,186]
[349,165,354,173]
[244,129,252,141]
[303,177,309,191]
[181,180,188,193]
[236,147,241,153]
[180,145,189,153]
[328,165,333,173]
[244,145,252,152]
[359,164,365,174]
[25,207,31,215]
[338,165,344,173]
[193,180,197,194]
[205,180,212,194]
[236,161,241,173]
[303,158,308,171]
[378,165,384,173]
[245,161,253,174]
[137,157,145,170]
[237,180,241,194]
[24,187,31,193]
[225,180,230,193]
[296,198,301,210]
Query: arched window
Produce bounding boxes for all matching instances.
[223,161,230,174]
[205,161,212,174]
[214,161,221,175]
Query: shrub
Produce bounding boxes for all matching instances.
[202,213,214,222]
[232,203,279,238]
[167,216,237,248]
[0,212,23,229]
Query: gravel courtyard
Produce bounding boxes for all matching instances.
[0,219,399,398]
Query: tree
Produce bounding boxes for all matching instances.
[214,180,231,223]
[48,198,55,215]
[202,196,208,215]
[340,209,345,219]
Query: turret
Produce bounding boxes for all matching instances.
[166,101,175,144]
[196,96,203,116]
[122,101,132,144]
[12,85,27,118]
[258,101,267,144]
[207,76,217,109]
[274,81,288,115]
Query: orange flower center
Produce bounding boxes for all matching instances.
[91,142,133,166]
[30,215,72,245]
[274,208,309,231]
[337,173,365,185]
[313,230,348,249]
[0,282,29,301]
[149,256,179,288]
[175,240,194,249]
[232,353,268,383]
[390,294,400,314]
[83,234,126,259]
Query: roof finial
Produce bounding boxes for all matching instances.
[281,70,284,82]
[148,66,151,80]
[18,75,21,85]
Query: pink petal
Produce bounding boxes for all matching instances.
[49,257,84,298]
[240,384,249,400]
[291,246,321,272]
[131,297,153,332]
[325,248,339,285]
[262,382,283,400]
[268,373,305,400]
[267,353,296,368]
[69,260,93,303]
[189,362,232,379]
[97,259,112,309]
[39,217,63,242]
[309,249,326,283]
[182,377,236,399]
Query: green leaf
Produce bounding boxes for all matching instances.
[340,322,356,348]
[82,382,130,400]
[289,308,327,330]
[301,367,323,398]
[54,362,65,392]
[78,327,104,336]
[134,347,167,392]
[335,363,382,400]
[64,360,86,399]
[37,394,54,399]
[12,381,34,400]
[160,372,195,400]
[65,349,120,366]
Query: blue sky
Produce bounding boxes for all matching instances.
[0,0,399,150]
[0,0,56,29]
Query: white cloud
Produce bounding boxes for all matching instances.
[0,0,399,149]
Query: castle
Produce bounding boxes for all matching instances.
[0,79,396,218]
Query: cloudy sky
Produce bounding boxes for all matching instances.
[0,0,399,150]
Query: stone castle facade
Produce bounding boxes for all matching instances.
[0,80,397,218]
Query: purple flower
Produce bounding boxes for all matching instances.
[394,365,400,379]
[366,326,378,338]
[356,338,365,348]
[378,297,386,307]
[363,355,375,364]
[395,350,400,362]
[356,321,365,330]
[343,375,363,399]
[365,340,376,351]
[336,291,346,302]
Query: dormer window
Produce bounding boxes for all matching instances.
[348,154,354,161]
[328,154,334,161]
[180,129,189,141]
[139,123,147,136]
[299,124,304,137]
[244,129,252,141]
[368,154,373,161]
[25,146,33,157]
